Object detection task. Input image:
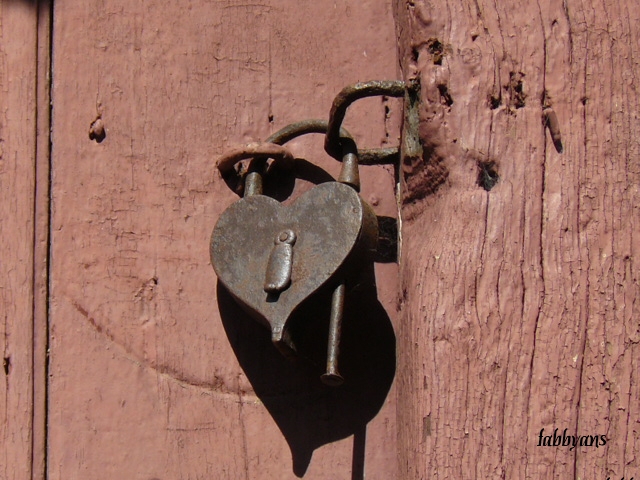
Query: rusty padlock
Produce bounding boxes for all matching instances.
[210,123,378,386]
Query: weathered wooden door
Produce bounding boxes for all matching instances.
[3,0,639,479]
[1,0,401,478]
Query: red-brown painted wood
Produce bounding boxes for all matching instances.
[48,1,400,478]
[395,0,639,478]
[0,2,38,479]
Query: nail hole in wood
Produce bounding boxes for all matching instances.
[488,94,501,109]
[477,160,499,191]
[89,117,106,143]
[508,72,526,109]
[437,84,454,106]
[427,38,444,65]
[411,47,420,63]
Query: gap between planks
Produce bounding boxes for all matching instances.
[32,1,53,479]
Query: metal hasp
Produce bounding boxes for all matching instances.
[211,80,404,385]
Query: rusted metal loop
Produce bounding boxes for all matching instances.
[324,80,406,161]
[266,119,396,166]
[216,142,295,174]
[266,119,352,145]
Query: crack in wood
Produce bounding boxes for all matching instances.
[67,297,248,397]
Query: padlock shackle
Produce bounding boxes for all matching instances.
[215,121,351,188]
[216,142,294,174]
[266,119,353,146]
[268,119,398,166]
[217,112,400,177]
[216,113,396,196]
[266,120,361,191]
[337,137,360,191]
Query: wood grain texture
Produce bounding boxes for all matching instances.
[49,1,400,478]
[0,2,38,479]
[395,0,639,478]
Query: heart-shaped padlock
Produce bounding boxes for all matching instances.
[211,124,377,385]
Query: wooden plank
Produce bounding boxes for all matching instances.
[0,2,38,479]
[395,0,640,478]
[48,1,400,478]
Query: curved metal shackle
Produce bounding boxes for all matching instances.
[265,119,362,191]
[215,120,364,196]
[215,120,354,176]
[265,118,353,146]
[324,80,406,162]
[216,142,295,175]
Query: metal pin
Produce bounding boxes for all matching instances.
[321,282,345,387]
[338,139,361,192]
[244,171,263,197]
[543,107,563,153]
